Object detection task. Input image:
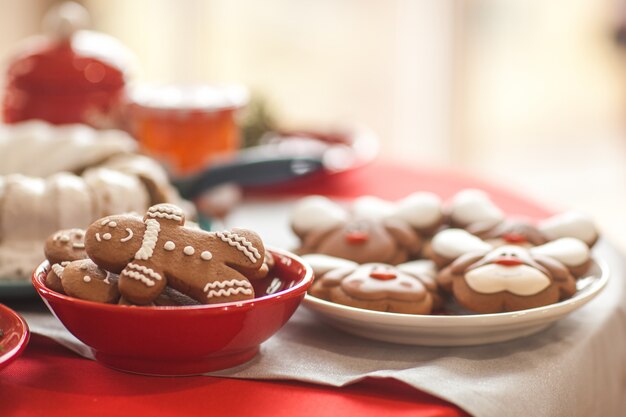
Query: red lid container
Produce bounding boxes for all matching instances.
[2,2,136,128]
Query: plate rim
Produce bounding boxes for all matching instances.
[302,257,609,328]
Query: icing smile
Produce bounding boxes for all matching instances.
[120,228,134,242]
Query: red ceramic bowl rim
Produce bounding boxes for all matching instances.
[0,303,30,367]
[32,246,313,312]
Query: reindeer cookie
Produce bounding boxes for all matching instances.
[84,204,266,305]
[44,228,89,294]
[445,189,599,247]
[434,229,590,313]
[306,255,442,314]
[291,194,442,265]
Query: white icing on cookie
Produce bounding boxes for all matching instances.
[352,196,395,220]
[95,233,102,242]
[147,205,184,222]
[122,270,156,287]
[101,219,111,226]
[147,211,183,221]
[73,242,85,249]
[201,251,212,260]
[530,237,590,267]
[341,265,425,297]
[448,189,504,226]
[290,195,348,233]
[60,261,70,267]
[51,263,65,278]
[102,233,112,241]
[120,228,133,242]
[164,241,176,251]
[397,259,437,280]
[301,254,358,276]
[431,229,493,259]
[83,275,92,283]
[108,221,117,228]
[203,279,253,298]
[134,219,160,260]
[213,231,261,263]
[391,192,443,229]
[538,211,598,246]
[59,235,70,243]
[465,264,551,296]
[183,246,195,256]
[127,263,162,281]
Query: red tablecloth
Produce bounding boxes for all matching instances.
[1,161,553,417]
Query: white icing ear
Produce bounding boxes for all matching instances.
[352,196,395,220]
[538,211,598,246]
[397,259,437,279]
[431,229,493,259]
[448,189,504,226]
[290,196,348,234]
[530,237,590,267]
[391,192,443,229]
[301,254,358,277]
[353,192,443,229]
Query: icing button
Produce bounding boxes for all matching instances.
[83,275,92,283]
[103,233,112,241]
[201,251,213,260]
[184,246,195,256]
[164,241,176,251]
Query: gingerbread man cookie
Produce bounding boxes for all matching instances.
[306,255,442,314]
[53,259,120,304]
[84,204,266,305]
[434,229,589,313]
[44,228,89,294]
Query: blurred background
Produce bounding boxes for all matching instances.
[0,0,624,246]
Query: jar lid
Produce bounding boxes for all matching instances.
[5,2,136,93]
[130,84,249,111]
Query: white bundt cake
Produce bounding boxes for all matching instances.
[0,120,186,280]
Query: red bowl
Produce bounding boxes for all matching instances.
[32,247,312,376]
[0,303,30,371]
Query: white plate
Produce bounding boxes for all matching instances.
[302,258,609,346]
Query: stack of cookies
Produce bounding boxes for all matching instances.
[44,203,271,306]
[292,190,598,315]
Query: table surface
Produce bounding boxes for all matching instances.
[0,161,556,417]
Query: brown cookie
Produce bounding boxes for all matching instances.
[291,195,444,264]
[309,262,441,314]
[297,218,422,265]
[44,229,88,264]
[154,286,201,306]
[84,203,266,305]
[436,242,582,313]
[58,259,120,304]
[467,219,547,247]
[46,263,67,294]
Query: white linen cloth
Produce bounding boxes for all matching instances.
[19,239,626,417]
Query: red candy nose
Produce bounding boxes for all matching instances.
[345,231,369,244]
[494,257,524,267]
[369,271,397,280]
[502,233,527,244]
